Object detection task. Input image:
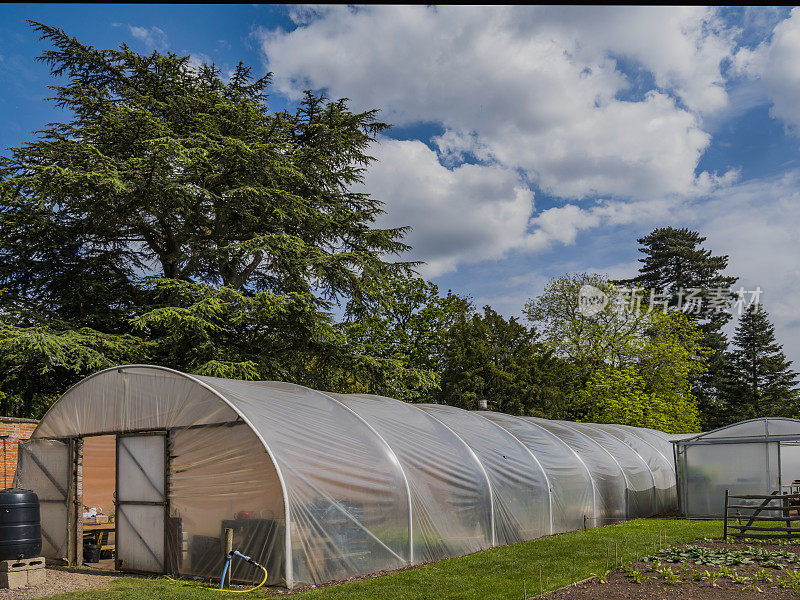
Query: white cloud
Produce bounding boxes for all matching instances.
[498,173,800,366]
[523,195,688,254]
[127,25,169,52]
[365,138,704,276]
[187,52,214,73]
[696,173,800,363]
[735,7,800,133]
[258,5,736,200]
[364,138,533,277]
[256,3,800,336]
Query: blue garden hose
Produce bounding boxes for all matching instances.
[165,549,268,593]
[219,550,268,592]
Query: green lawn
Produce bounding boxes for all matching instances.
[46,519,722,600]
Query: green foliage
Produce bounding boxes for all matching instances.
[622,227,738,428]
[130,278,445,398]
[525,273,706,432]
[2,23,409,309]
[524,273,640,376]
[623,563,647,583]
[655,565,680,584]
[437,306,572,416]
[583,310,706,432]
[579,365,700,433]
[340,277,470,401]
[625,227,738,323]
[722,304,800,421]
[0,23,418,415]
[590,568,612,583]
[2,23,788,431]
[131,278,333,381]
[0,316,145,417]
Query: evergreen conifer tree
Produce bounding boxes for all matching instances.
[623,227,738,428]
[0,22,421,415]
[724,304,799,421]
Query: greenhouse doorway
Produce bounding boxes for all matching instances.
[80,432,168,574]
[81,435,117,572]
[114,433,168,573]
[781,441,800,491]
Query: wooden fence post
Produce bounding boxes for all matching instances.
[723,489,728,541]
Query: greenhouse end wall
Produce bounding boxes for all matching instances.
[17,365,678,588]
[674,418,800,519]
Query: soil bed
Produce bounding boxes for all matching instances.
[544,539,800,599]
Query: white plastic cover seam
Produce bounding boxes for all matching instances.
[473,413,555,535]
[515,417,599,525]
[613,425,674,467]
[604,424,677,512]
[418,407,497,547]
[553,421,630,519]
[42,365,296,589]
[581,423,658,511]
[322,392,415,564]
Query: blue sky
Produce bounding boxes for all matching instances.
[3,5,800,364]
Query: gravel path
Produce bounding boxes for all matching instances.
[0,567,119,600]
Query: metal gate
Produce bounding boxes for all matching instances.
[115,433,167,573]
[16,438,73,560]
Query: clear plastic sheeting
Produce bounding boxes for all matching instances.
[16,438,72,560]
[590,424,677,514]
[418,404,551,544]
[674,418,800,518]
[19,365,680,588]
[616,425,676,463]
[199,379,410,586]
[565,423,657,518]
[35,367,238,437]
[329,394,491,561]
[528,419,627,524]
[478,413,595,532]
[168,424,285,584]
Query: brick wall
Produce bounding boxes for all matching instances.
[0,417,39,489]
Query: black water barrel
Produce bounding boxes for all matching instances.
[83,543,100,563]
[0,488,41,560]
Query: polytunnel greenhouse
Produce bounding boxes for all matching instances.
[16,365,677,588]
[674,417,800,518]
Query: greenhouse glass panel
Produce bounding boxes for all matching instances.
[682,442,779,518]
[781,442,800,487]
[700,420,769,440]
[673,418,800,518]
[766,419,800,437]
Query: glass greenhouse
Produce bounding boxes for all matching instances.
[674,417,800,518]
[16,365,676,588]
